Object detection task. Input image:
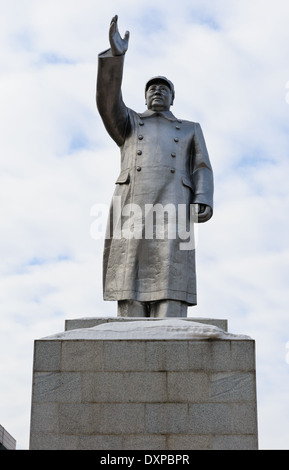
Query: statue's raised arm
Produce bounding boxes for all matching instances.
[96,15,130,146]
[109,15,130,56]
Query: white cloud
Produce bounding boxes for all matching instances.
[1,0,289,449]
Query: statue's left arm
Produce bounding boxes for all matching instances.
[191,123,214,223]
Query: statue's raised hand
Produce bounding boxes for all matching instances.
[109,15,130,56]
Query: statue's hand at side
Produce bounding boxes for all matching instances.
[109,15,130,56]
[192,204,212,223]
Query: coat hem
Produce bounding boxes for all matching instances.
[103,289,197,306]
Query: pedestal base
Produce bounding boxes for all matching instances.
[29,317,258,450]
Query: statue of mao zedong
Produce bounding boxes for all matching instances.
[96,15,214,318]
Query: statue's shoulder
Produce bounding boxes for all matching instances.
[178,118,198,125]
[175,119,200,133]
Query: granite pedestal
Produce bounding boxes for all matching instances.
[29,317,258,450]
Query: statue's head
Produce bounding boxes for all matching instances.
[145,76,175,112]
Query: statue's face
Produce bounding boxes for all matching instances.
[146,82,172,112]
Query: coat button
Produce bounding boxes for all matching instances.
[137,150,142,155]
[171,153,176,158]
[177,119,182,123]
[137,166,142,171]
[174,137,179,142]
[176,126,180,130]
[170,168,175,173]
[139,122,144,126]
[138,135,143,140]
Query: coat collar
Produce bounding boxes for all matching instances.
[138,109,177,121]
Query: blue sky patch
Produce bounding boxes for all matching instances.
[68,132,89,154]
[27,254,72,267]
[39,51,75,66]
[189,9,220,30]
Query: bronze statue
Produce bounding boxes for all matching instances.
[96,16,214,318]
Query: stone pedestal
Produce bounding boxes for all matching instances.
[29,317,258,450]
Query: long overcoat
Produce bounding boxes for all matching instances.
[96,50,214,305]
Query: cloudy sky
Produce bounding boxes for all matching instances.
[1,0,289,449]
